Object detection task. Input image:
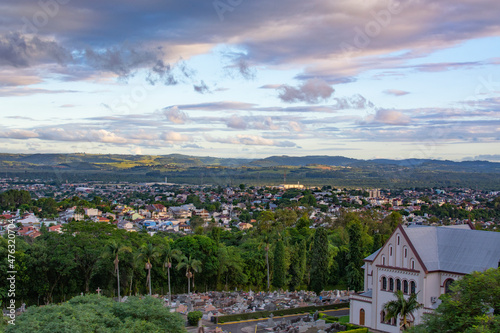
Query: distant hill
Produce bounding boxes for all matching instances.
[0,153,499,189]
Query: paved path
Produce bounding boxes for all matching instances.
[202,308,349,333]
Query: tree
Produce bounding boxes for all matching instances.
[217,246,247,290]
[189,215,204,230]
[102,240,131,301]
[275,209,298,229]
[137,243,160,296]
[6,294,186,333]
[410,268,500,333]
[272,240,286,289]
[288,239,306,291]
[257,211,275,290]
[176,255,202,294]
[310,227,329,295]
[384,290,423,330]
[346,222,364,291]
[161,240,181,304]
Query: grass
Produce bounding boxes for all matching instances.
[339,315,349,323]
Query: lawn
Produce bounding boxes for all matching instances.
[339,315,349,323]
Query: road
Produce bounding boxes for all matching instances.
[203,308,349,333]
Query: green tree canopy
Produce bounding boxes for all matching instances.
[6,294,186,333]
[410,268,500,333]
[310,227,329,295]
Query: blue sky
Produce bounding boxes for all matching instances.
[1,0,499,161]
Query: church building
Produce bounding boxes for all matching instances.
[349,224,500,333]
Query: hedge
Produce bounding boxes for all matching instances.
[344,328,368,333]
[217,302,349,323]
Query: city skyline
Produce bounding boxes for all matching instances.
[1,0,499,161]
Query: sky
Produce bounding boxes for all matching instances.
[0,0,499,161]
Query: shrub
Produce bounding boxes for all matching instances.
[344,328,368,333]
[187,311,203,326]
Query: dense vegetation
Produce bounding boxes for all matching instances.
[4,294,186,333]
[410,268,500,333]
[0,208,402,307]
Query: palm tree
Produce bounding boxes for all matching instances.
[137,243,160,296]
[176,255,202,294]
[383,290,423,330]
[161,240,182,304]
[102,240,131,301]
[128,249,143,296]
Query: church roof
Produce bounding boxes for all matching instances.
[364,248,381,262]
[404,226,500,274]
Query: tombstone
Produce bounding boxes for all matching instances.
[264,302,277,311]
[313,310,319,321]
[121,296,128,303]
[315,319,326,328]
[266,313,276,328]
[96,287,102,296]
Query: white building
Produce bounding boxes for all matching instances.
[350,224,500,333]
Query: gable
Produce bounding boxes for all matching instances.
[371,225,423,272]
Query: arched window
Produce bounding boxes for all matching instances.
[404,248,408,258]
[359,309,365,326]
[411,259,415,270]
[403,280,408,294]
[444,279,454,294]
[410,281,416,294]
[382,276,387,290]
[391,317,397,326]
[389,278,394,291]
[397,235,400,245]
[389,245,393,256]
[382,255,386,265]
[380,311,386,323]
[396,279,401,291]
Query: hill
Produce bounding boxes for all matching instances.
[0,153,499,189]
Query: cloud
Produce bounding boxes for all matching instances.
[465,154,500,162]
[278,78,334,104]
[223,51,256,80]
[161,131,192,142]
[226,115,248,129]
[0,129,38,139]
[0,32,72,68]
[364,109,411,125]
[0,87,78,97]
[253,117,280,131]
[167,101,257,111]
[193,80,211,94]
[287,121,304,132]
[182,143,203,149]
[331,94,375,110]
[259,84,282,89]
[384,89,410,96]
[164,106,190,124]
[205,134,296,147]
